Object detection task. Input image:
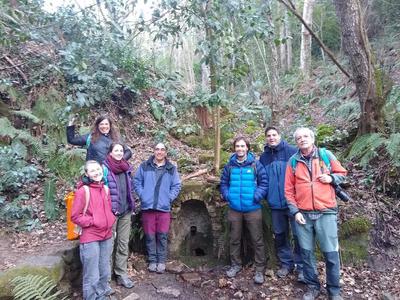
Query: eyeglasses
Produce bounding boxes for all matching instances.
[155,147,166,151]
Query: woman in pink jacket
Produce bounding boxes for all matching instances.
[71,160,115,300]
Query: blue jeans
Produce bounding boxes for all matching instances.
[80,238,113,300]
[271,209,303,271]
[296,213,340,296]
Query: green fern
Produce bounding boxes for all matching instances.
[12,110,41,123]
[386,133,400,167]
[11,274,68,300]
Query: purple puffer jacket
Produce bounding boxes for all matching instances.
[103,161,135,216]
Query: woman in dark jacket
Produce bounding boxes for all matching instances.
[67,115,132,163]
[103,142,135,289]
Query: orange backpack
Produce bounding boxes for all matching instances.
[65,185,90,240]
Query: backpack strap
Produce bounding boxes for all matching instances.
[85,134,91,149]
[318,147,331,172]
[82,185,90,215]
[102,165,109,186]
[290,156,297,175]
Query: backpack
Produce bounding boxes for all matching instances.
[290,147,331,174]
[65,185,109,240]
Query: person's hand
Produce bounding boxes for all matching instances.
[68,115,76,126]
[295,212,306,225]
[318,174,332,184]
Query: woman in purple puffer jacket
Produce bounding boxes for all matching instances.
[103,142,135,290]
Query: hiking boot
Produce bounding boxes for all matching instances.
[329,295,343,300]
[302,288,320,300]
[297,271,306,284]
[226,265,242,278]
[276,267,291,278]
[254,271,264,284]
[116,275,134,289]
[105,287,115,296]
[156,263,166,274]
[148,262,157,272]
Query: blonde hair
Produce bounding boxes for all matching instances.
[84,160,101,172]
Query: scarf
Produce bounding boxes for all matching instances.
[105,154,130,174]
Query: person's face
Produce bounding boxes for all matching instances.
[154,145,167,162]
[98,119,110,134]
[266,129,281,147]
[295,129,314,152]
[85,163,103,182]
[235,139,248,159]
[110,144,124,161]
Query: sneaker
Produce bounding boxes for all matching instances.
[302,288,320,300]
[148,262,157,272]
[297,271,306,284]
[105,287,115,296]
[116,275,134,289]
[226,265,242,278]
[156,263,166,274]
[254,271,264,284]
[329,296,343,300]
[276,267,291,278]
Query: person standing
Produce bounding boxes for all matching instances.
[220,136,268,284]
[71,160,115,300]
[103,143,135,289]
[259,126,304,282]
[67,115,131,163]
[133,143,181,274]
[285,127,347,300]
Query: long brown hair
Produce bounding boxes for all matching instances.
[91,115,120,143]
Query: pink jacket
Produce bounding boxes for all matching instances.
[71,182,115,243]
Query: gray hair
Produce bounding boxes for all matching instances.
[293,127,315,141]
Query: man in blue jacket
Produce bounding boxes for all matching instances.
[133,143,181,274]
[259,126,304,282]
[220,136,268,284]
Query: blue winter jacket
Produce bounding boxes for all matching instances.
[220,152,268,213]
[66,125,132,163]
[259,140,297,209]
[103,161,135,216]
[133,156,181,212]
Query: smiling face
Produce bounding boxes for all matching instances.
[234,139,248,160]
[266,129,281,147]
[295,128,315,154]
[85,161,103,183]
[154,143,167,164]
[98,119,110,134]
[110,144,124,161]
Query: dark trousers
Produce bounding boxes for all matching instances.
[228,208,266,272]
[271,209,303,271]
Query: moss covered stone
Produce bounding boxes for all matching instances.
[340,217,372,239]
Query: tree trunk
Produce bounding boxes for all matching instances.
[286,2,293,70]
[300,0,315,79]
[333,0,391,134]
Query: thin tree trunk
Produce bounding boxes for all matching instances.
[333,0,391,134]
[286,1,293,69]
[300,0,315,79]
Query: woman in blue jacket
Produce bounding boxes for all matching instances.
[67,115,131,163]
[103,142,135,289]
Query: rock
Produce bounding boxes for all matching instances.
[180,272,202,283]
[157,286,181,298]
[122,292,140,300]
[166,261,185,274]
[234,291,243,298]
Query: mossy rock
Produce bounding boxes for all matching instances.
[0,257,64,298]
[182,134,214,150]
[340,217,371,239]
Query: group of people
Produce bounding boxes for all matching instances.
[220,127,347,300]
[68,115,347,300]
[68,115,181,300]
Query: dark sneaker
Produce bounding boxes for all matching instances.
[276,267,291,278]
[297,271,306,283]
[116,275,134,289]
[329,295,343,300]
[156,263,166,273]
[254,271,264,284]
[148,262,157,272]
[226,265,242,278]
[302,288,320,300]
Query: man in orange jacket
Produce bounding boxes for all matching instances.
[285,127,347,300]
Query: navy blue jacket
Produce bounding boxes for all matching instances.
[259,140,297,209]
[220,152,268,213]
[66,125,132,163]
[103,161,135,216]
[133,156,181,212]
